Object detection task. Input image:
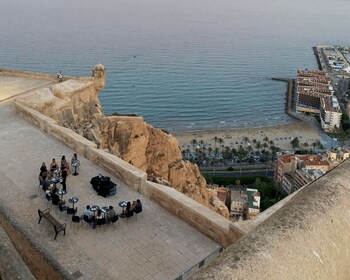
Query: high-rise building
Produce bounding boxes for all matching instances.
[320,95,342,132]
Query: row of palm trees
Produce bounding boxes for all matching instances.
[182,136,324,165]
[183,136,282,164]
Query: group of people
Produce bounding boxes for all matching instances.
[83,199,142,229]
[83,205,117,229]
[121,199,142,218]
[39,154,78,192]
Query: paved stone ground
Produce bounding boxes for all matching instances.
[0,81,221,280]
[0,76,50,101]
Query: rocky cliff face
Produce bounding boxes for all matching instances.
[17,65,229,218]
[92,116,229,217]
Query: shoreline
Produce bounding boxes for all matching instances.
[173,120,324,151]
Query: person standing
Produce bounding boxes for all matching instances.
[61,167,68,191]
[61,155,70,174]
[57,71,63,82]
[50,158,58,173]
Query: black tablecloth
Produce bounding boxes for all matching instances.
[90,175,117,197]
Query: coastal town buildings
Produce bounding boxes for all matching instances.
[296,69,342,132]
[320,96,342,132]
[275,149,349,194]
[216,187,260,221]
[296,69,333,113]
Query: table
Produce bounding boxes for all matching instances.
[56,189,67,201]
[72,162,80,176]
[90,205,100,212]
[101,206,109,218]
[52,177,60,188]
[118,201,127,210]
[68,197,79,209]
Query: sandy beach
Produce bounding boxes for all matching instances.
[173,121,324,152]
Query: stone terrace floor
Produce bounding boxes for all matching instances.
[0,75,51,101]
[0,82,221,279]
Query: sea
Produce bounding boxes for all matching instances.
[0,0,349,132]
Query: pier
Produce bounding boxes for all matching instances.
[271,77,301,121]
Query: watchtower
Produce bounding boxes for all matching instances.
[92,64,106,93]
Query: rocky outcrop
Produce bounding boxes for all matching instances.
[16,65,229,218]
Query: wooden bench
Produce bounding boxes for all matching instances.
[38,208,66,240]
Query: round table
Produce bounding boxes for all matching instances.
[56,189,67,201]
[68,197,79,208]
[52,177,60,187]
[90,205,100,212]
[72,162,80,176]
[101,206,109,218]
[118,201,127,209]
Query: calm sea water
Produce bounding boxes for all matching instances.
[1,0,349,131]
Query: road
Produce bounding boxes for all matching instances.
[200,169,274,178]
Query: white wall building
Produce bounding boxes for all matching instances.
[320,96,342,132]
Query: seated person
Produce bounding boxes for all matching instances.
[93,209,106,228]
[95,209,103,220]
[46,184,64,205]
[123,201,134,218]
[106,206,116,222]
[51,192,60,205]
[41,173,52,191]
[83,205,94,222]
[134,199,142,213]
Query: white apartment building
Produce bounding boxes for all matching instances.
[320,96,342,132]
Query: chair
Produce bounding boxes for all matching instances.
[51,193,60,206]
[82,215,92,228]
[95,218,106,232]
[45,193,52,207]
[67,207,77,215]
[134,207,143,220]
[57,203,67,218]
[110,215,119,230]
[71,215,83,229]
[38,177,43,193]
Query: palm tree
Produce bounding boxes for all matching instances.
[213,136,218,149]
[255,141,262,152]
[247,145,253,154]
[263,136,269,143]
[223,146,231,159]
[198,140,205,153]
[263,142,268,150]
[208,147,213,157]
[243,136,249,148]
[218,138,224,154]
[190,139,197,151]
[290,137,300,150]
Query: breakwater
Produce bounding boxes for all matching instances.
[313,46,323,70]
[271,77,300,121]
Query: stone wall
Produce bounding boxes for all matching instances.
[0,206,73,280]
[190,159,350,279]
